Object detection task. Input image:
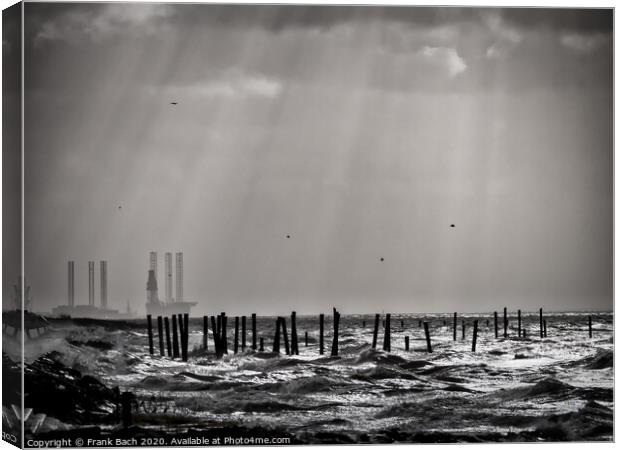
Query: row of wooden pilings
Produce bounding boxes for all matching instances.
[146,313,190,361]
[147,309,598,359]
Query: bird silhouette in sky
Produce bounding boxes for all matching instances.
[450,224,455,228]
[170,102,178,105]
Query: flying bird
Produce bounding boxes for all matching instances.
[380,257,384,262]
[170,102,178,105]
[450,224,455,228]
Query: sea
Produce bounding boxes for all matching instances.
[6,311,614,444]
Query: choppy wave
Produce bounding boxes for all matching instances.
[13,311,614,443]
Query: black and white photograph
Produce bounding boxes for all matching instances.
[2,1,614,447]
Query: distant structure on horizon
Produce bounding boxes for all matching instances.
[145,251,195,316]
[52,260,135,319]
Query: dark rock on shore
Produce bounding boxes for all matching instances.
[24,351,120,425]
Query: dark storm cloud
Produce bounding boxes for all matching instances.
[26,4,612,44]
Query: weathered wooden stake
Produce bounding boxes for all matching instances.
[203,316,208,350]
[172,315,180,358]
[182,313,189,361]
[281,316,291,355]
[494,311,498,338]
[462,320,466,340]
[210,315,221,358]
[401,320,404,328]
[220,313,228,354]
[147,315,154,355]
[319,313,325,355]
[503,307,508,338]
[517,310,522,338]
[453,312,457,341]
[539,308,544,338]
[589,316,593,338]
[472,320,479,352]
[305,331,308,347]
[241,316,247,351]
[372,314,380,349]
[331,308,340,356]
[405,336,409,351]
[423,322,432,353]
[234,316,240,354]
[363,320,366,327]
[543,320,547,338]
[273,317,281,353]
[164,317,172,357]
[383,313,391,352]
[252,313,257,350]
[260,337,264,352]
[291,311,299,355]
[121,392,134,428]
[157,316,165,356]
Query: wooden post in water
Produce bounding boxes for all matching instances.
[182,313,189,361]
[383,313,391,352]
[401,320,404,328]
[259,337,264,352]
[472,320,479,352]
[241,316,247,351]
[494,311,498,338]
[517,310,522,338]
[147,315,154,355]
[273,317,281,353]
[291,311,299,355]
[423,322,432,353]
[120,392,134,428]
[210,315,221,358]
[543,320,547,338]
[453,313,457,341]
[305,331,308,347]
[589,316,593,338]
[177,314,184,342]
[523,329,527,339]
[252,313,257,350]
[405,336,409,351]
[203,316,208,350]
[157,316,165,356]
[503,307,508,338]
[164,317,172,357]
[234,316,239,354]
[172,315,180,358]
[216,314,222,336]
[539,308,543,338]
[363,320,366,328]
[462,320,466,340]
[281,316,291,355]
[319,313,325,355]
[372,314,380,349]
[220,313,228,354]
[331,308,340,356]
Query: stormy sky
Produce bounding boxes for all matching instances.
[17,4,612,315]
